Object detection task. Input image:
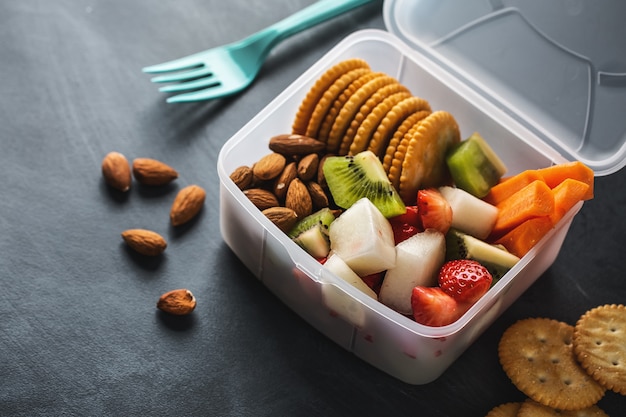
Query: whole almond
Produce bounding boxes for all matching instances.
[269,134,325,155]
[102,151,131,192]
[132,158,178,186]
[157,289,196,315]
[285,178,312,219]
[306,181,329,209]
[170,185,206,226]
[253,152,286,181]
[273,161,297,201]
[297,153,319,182]
[244,188,279,210]
[229,165,253,190]
[121,229,167,256]
[317,154,332,188]
[262,206,298,233]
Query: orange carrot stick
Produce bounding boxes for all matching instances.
[550,178,589,224]
[495,216,554,258]
[535,161,594,200]
[491,180,555,237]
[484,169,544,206]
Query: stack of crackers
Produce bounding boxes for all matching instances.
[486,304,625,416]
[291,58,461,203]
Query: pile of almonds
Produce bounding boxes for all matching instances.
[230,134,333,232]
[101,151,204,315]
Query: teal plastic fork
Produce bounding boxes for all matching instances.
[143,0,377,103]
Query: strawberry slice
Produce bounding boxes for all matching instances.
[390,222,420,245]
[389,205,422,244]
[417,188,452,234]
[411,286,463,327]
[361,271,385,295]
[438,259,493,304]
[389,205,421,228]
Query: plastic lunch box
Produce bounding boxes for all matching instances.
[217,0,625,384]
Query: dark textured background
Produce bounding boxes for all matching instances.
[1,1,624,416]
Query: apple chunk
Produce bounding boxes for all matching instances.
[379,229,446,315]
[324,254,377,299]
[328,198,396,276]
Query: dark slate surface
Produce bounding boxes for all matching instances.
[1,1,624,415]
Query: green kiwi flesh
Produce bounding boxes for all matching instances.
[288,207,336,258]
[445,228,520,281]
[322,150,406,218]
[288,207,336,239]
[446,132,507,198]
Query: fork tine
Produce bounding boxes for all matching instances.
[142,55,205,74]
[165,83,238,103]
[158,77,221,93]
[150,67,213,84]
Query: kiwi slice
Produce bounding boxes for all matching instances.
[322,150,406,218]
[445,228,520,281]
[446,132,507,198]
[288,208,336,258]
[288,207,336,239]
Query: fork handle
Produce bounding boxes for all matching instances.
[261,0,378,43]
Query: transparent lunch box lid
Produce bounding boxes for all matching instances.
[383,0,626,176]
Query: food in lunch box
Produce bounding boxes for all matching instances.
[322,150,406,218]
[437,259,492,304]
[379,229,446,315]
[415,188,452,234]
[446,132,508,198]
[229,59,595,327]
[288,207,336,260]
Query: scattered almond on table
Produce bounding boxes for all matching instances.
[157,289,197,315]
[102,151,132,192]
[102,153,203,314]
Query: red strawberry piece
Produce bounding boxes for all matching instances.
[438,259,493,304]
[417,188,452,234]
[389,205,421,229]
[390,222,420,245]
[361,271,384,295]
[389,205,423,244]
[411,286,462,327]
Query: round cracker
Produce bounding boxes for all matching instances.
[382,109,430,175]
[337,81,407,155]
[516,398,608,417]
[498,318,606,411]
[317,71,382,143]
[292,58,370,135]
[348,90,412,156]
[326,74,398,154]
[484,402,522,417]
[368,96,432,159]
[304,67,370,139]
[573,304,626,395]
[387,113,430,191]
[398,110,460,203]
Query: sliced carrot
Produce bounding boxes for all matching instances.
[550,178,589,224]
[495,216,554,258]
[484,169,544,206]
[491,180,555,238]
[535,161,594,200]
